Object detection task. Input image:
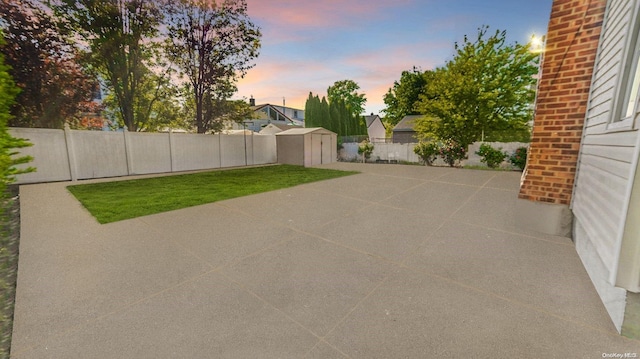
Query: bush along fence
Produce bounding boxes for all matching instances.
[339,141,528,170]
[9,125,277,184]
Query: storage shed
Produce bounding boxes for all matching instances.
[275,127,337,167]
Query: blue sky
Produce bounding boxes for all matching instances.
[235,0,553,115]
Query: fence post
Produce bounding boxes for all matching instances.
[168,129,175,173]
[63,123,78,181]
[123,126,133,175]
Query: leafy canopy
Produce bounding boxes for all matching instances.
[382,67,434,127]
[50,0,168,131]
[0,0,98,129]
[164,0,261,133]
[415,26,538,148]
[305,79,368,137]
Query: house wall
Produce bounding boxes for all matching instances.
[10,127,277,184]
[392,131,418,144]
[519,0,607,205]
[572,0,640,333]
[367,119,387,142]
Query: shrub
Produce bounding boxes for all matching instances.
[357,139,374,161]
[509,146,528,170]
[439,139,466,167]
[414,141,438,165]
[476,143,506,168]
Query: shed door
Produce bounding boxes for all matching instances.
[311,134,322,165]
[321,134,332,164]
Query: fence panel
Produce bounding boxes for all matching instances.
[9,128,71,182]
[9,127,280,184]
[170,133,220,172]
[220,134,249,168]
[72,130,129,179]
[126,132,172,175]
[253,134,277,165]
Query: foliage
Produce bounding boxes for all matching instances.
[476,143,506,168]
[415,26,537,148]
[101,75,190,132]
[413,141,438,166]
[305,84,367,136]
[509,146,528,170]
[0,41,33,354]
[437,139,466,167]
[327,79,367,119]
[164,0,261,133]
[50,0,166,131]
[68,165,358,223]
[66,101,107,130]
[382,67,434,127]
[357,139,374,160]
[0,32,35,193]
[0,0,98,129]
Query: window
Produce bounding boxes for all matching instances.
[620,40,640,120]
[611,7,640,130]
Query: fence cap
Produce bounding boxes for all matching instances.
[275,127,336,136]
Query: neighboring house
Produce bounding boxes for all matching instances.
[392,115,421,143]
[364,114,387,142]
[231,98,305,132]
[259,123,302,135]
[519,0,640,338]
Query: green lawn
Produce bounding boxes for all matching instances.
[67,165,358,224]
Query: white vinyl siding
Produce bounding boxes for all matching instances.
[573,0,639,285]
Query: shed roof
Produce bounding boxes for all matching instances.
[275,127,336,136]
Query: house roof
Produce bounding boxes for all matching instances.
[251,104,302,125]
[275,127,336,136]
[393,115,423,132]
[364,115,384,128]
[265,123,302,131]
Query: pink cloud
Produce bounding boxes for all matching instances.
[247,0,412,29]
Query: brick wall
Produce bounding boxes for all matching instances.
[519,0,607,205]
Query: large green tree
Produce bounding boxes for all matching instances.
[382,67,434,127]
[0,0,97,129]
[415,26,537,148]
[50,0,165,131]
[327,79,366,118]
[164,0,261,133]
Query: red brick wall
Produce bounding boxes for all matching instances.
[519,0,607,205]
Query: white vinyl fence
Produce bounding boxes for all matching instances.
[339,142,421,163]
[9,126,277,184]
[339,141,529,168]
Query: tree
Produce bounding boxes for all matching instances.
[0,0,98,129]
[305,88,367,137]
[0,31,34,193]
[50,0,165,131]
[327,79,366,118]
[415,26,537,148]
[165,0,261,133]
[101,69,187,132]
[382,67,433,127]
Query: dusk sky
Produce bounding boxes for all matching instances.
[234,0,554,116]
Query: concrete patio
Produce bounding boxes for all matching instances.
[10,163,640,358]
